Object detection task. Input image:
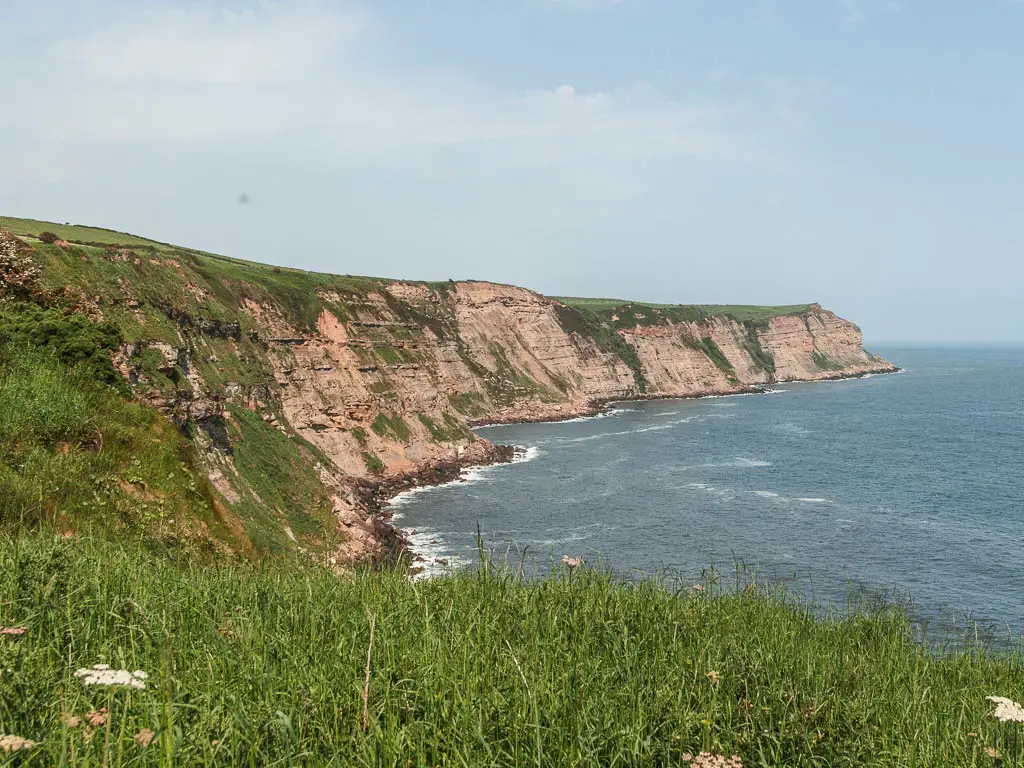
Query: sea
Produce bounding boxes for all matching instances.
[388,348,1024,636]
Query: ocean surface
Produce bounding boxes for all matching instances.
[389,348,1024,635]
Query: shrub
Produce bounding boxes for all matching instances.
[37,231,60,244]
[0,300,123,388]
[687,337,735,376]
[361,451,385,474]
[370,413,411,442]
[418,412,472,442]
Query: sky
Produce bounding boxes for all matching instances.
[1,1,1022,344]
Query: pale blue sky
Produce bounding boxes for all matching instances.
[1,1,1022,343]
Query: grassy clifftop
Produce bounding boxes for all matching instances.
[3,216,813,333]
[1,532,1023,766]
[554,296,813,323]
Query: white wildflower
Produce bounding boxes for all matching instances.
[0,735,37,753]
[682,752,743,767]
[134,728,156,748]
[561,555,582,569]
[74,664,148,690]
[987,695,1024,723]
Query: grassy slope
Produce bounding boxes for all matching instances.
[0,293,349,559]
[1,533,1022,767]
[3,217,807,327]
[0,346,249,556]
[0,217,175,250]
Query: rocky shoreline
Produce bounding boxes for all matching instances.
[359,440,517,569]
[467,364,901,429]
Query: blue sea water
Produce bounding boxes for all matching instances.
[390,348,1024,634]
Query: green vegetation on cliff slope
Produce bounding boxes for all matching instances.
[0,533,1022,767]
[552,298,808,380]
[0,216,391,343]
[0,302,238,554]
[0,292,344,561]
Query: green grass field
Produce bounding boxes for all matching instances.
[0,217,174,251]
[0,533,1022,766]
[553,297,814,323]
[694,305,814,323]
[552,296,677,312]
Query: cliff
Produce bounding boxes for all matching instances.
[0,216,896,565]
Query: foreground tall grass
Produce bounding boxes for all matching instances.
[1,534,1023,766]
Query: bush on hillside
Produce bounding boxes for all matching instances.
[0,300,124,388]
[0,229,41,297]
[37,230,60,244]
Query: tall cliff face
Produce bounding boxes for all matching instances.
[5,217,896,564]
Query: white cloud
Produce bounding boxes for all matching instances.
[0,0,785,198]
[65,5,364,85]
[542,0,630,8]
[836,0,904,24]
[0,0,798,210]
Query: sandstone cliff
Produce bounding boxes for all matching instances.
[6,217,896,565]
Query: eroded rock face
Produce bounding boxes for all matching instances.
[759,306,885,381]
[118,278,895,565]
[230,285,894,482]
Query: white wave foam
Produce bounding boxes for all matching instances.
[686,482,717,492]
[558,410,613,425]
[682,457,772,470]
[755,490,780,498]
[772,423,810,435]
[633,419,692,434]
[560,416,696,442]
[796,497,833,504]
[512,446,543,464]
[461,446,542,482]
[524,531,593,547]
[733,457,772,468]
[387,483,454,509]
[560,433,608,443]
[402,528,470,580]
